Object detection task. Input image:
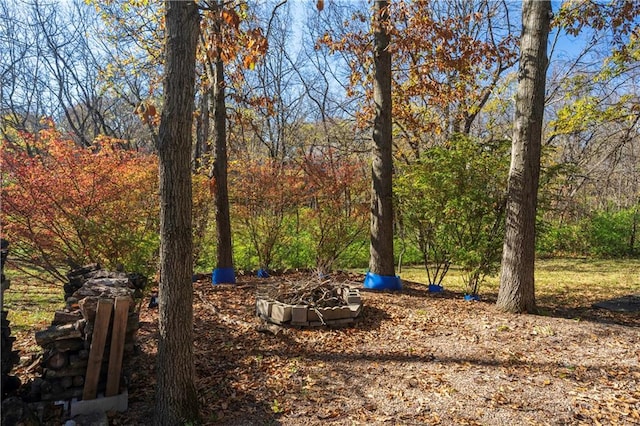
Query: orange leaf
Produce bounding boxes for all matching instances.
[221,9,240,29]
[243,55,255,70]
[146,104,157,118]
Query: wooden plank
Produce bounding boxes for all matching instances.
[105,296,129,397]
[82,298,113,400]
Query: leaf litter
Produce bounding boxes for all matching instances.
[11,272,639,425]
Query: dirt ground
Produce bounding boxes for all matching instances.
[101,272,638,426]
[11,272,640,425]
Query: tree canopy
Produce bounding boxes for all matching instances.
[2,0,638,291]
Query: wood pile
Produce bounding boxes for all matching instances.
[260,279,352,307]
[30,264,145,402]
[1,239,21,399]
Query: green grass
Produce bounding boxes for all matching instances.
[398,258,640,304]
[2,268,64,334]
[397,263,499,293]
[2,258,638,337]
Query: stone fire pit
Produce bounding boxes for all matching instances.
[256,280,363,327]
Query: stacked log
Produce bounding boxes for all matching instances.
[31,266,145,402]
[1,239,21,399]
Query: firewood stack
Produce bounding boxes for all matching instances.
[1,239,21,399]
[31,264,146,402]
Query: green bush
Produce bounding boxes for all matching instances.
[588,207,639,257]
[271,214,316,270]
[536,220,589,257]
[537,205,639,259]
[335,236,369,270]
[394,136,509,294]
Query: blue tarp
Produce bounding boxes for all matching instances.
[363,272,402,291]
[212,267,236,284]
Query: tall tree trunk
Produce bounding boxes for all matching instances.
[155,1,200,424]
[194,90,209,171]
[212,57,234,273]
[497,0,551,313]
[369,0,395,277]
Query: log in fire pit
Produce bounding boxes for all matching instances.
[256,279,363,327]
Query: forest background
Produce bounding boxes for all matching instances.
[1,0,638,295]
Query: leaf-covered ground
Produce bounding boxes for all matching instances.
[104,272,639,426]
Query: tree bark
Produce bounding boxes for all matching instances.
[155,1,200,424]
[369,0,395,277]
[206,0,234,274]
[212,56,234,272]
[194,90,209,171]
[497,0,551,313]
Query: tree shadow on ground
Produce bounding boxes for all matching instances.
[396,279,639,328]
[120,335,157,423]
[294,349,640,375]
[112,275,639,426]
[472,290,639,328]
[534,298,639,327]
[382,279,494,303]
[117,315,287,425]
